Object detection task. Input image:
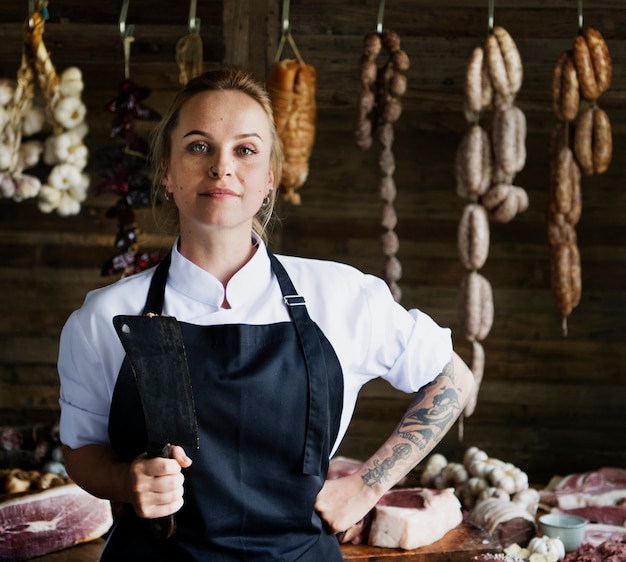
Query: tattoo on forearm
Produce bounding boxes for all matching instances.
[397,361,462,451]
[361,443,411,487]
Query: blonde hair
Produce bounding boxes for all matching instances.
[149,67,283,242]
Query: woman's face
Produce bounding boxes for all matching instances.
[163,89,274,237]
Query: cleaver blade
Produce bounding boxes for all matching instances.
[113,314,199,539]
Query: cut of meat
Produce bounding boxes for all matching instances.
[556,505,626,527]
[468,497,536,547]
[583,523,626,547]
[562,538,626,562]
[540,467,626,509]
[0,483,112,561]
[368,487,463,550]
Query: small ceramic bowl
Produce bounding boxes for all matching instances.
[539,513,588,552]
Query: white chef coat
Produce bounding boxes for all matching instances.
[58,236,452,457]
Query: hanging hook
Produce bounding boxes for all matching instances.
[119,0,134,41]
[28,0,35,28]
[376,0,385,33]
[274,0,303,64]
[119,0,135,80]
[487,0,495,34]
[188,0,200,33]
[577,0,584,32]
[281,0,291,35]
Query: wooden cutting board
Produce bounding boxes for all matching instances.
[341,522,501,561]
[37,523,499,561]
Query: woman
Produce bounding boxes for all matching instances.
[58,68,474,561]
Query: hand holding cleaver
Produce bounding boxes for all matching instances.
[113,314,199,539]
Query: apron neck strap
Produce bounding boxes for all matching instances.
[142,251,171,315]
[268,252,329,476]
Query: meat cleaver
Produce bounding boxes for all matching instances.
[113,314,199,540]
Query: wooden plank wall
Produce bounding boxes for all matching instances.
[0,0,624,485]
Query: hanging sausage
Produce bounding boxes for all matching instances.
[547,10,613,335]
[455,16,528,426]
[354,2,409,303]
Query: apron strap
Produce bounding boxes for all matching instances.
[141,251,171,315]
[269,252,329,476]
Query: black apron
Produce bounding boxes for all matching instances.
[105,250,345,561]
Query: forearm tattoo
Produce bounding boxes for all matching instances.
[360,360,463,488]
[398,360,462,450]
[361,443,411,487]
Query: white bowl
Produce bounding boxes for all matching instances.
[539,513,588,552]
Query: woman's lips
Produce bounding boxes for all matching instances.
[202,188,238,198]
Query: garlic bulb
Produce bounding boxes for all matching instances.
[13,174,41,201]
[0,173,16,198]
[53,131,88,168]
[48,163,83,191]
[59,67,84,97]
[57,192,81,216]
[22,105,46,136]
[512,488,540,516]
[37,184,62,213]
[527,536,566,562]
[421,453,448,487]
[19,140,44,169]
[53,96,87,130]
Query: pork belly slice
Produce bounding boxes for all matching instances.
[368,487,463,550]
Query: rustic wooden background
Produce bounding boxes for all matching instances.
[0,0,624,485]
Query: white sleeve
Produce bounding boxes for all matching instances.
[58,310,114,449]
[354,273,453,392]
[383,307,453,392]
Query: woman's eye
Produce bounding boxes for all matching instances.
[239,146,257,156]
[188,142,209,153]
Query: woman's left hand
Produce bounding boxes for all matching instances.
[314,472,381,543]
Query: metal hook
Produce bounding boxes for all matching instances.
[487,0,495,33]
[28,0,35,28]
[376,0,385,33]
[188,0,200,33]
[281,0,291,34]
[577,0,584,32]
[119,0,134,40]
[119,0,135,80]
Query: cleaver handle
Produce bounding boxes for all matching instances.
[147,443,177,540]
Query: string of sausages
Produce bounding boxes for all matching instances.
[548,27,613,335]
[354,30,410,302]
[455,27,528,423]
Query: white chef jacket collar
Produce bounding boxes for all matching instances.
[168,233,272,309]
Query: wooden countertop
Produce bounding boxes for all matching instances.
[33,523,499,561]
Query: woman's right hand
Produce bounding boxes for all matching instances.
[128,445,193,519]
